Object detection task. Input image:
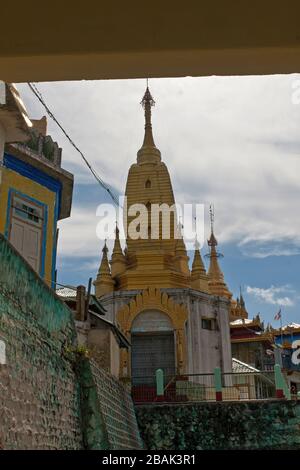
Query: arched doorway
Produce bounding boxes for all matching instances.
[131,310,175,385]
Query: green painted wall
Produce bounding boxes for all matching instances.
[136,401,300,450]
[0,235,141,450]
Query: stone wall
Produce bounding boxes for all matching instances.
[78,358,142,450]
[136,401,300,450]
[0,234,141,450]
[0,235,82,449]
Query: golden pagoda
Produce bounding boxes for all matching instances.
[94,86,233,380]
[94,240,114,297]
[95,86,195,293]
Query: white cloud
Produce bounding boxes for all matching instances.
[238,238,300,258]
[246,285,295,307]
[57,207,111,258]
[16,75,300,258]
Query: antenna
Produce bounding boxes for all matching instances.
[209,204,215,233]
[205,204,224,258]
[194,216,199,249]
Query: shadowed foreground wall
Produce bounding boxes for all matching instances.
[136,401,300,450]
[0,234,141,449]
[77,359,142,450]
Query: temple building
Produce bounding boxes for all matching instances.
[94,87,232,382]
[230,315,275,371]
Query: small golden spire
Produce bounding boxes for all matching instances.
[239,286,245,309]
[111,223,126,278]
[192,237,206,274]
[231,285,248,320]
[98,240,110,275]
[191,236,210,293]
[207,205,232,299]
[174,222,189,275]
[94,240,114,297]
[112,223,122,255]
[175,222,187,256]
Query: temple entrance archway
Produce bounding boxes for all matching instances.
[131,310,175,385]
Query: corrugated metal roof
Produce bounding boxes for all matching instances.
[56,286,106,315]
[230,319,253,326]
[56,286,77,298]
[282,322,300,330]
[232,358,259,373]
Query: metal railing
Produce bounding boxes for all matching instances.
[132,370,277,404]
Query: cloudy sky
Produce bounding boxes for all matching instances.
[17,75,300,326]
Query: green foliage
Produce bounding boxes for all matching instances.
[63,344,90,363]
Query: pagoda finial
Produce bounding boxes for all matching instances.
[140,83,156,148]
[210,204,214,232]
[137,82,161,163]
[208,204,218,247]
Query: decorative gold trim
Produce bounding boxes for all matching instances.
[117,287,188,377]
[231,335,273,344]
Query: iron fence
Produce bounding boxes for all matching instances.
[132,370,277,404]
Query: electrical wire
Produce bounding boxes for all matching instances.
[27,82,121,207]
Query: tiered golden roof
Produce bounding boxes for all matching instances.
[94,87,247,321]
[100,86,192,291]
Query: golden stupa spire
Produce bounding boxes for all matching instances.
[141,83,156,148]
[111,223,126,278]
[117,85,190,290]
[207,205,232,299]
[230,286,248,320]
[191,236,210,293]
[239,286,246,309]
[94,240,114,297]
[175,221,190,275]
[137,81,161,164]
